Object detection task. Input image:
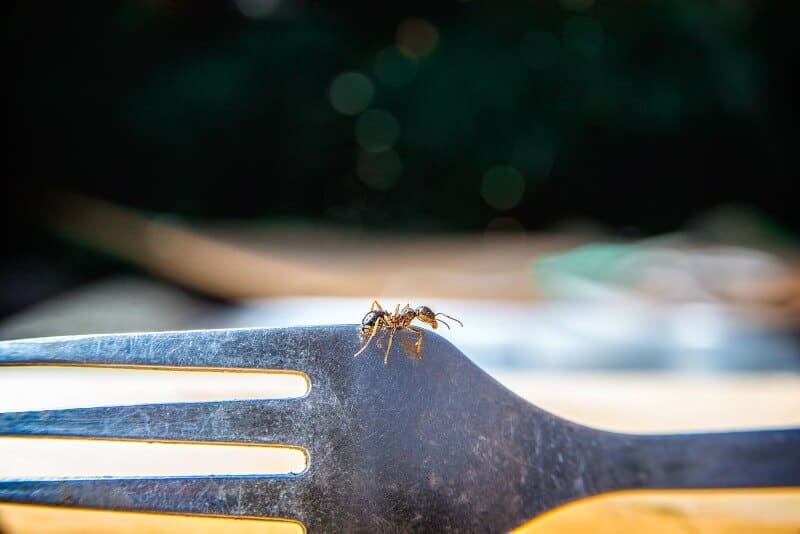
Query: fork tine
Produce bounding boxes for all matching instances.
[0,476,309,521]
[0,327,322,370]
[0,399,321,448]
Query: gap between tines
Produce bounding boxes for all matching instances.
[0,366,309,412]
[0,438,307,478]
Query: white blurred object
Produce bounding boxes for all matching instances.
[1,277,798,373]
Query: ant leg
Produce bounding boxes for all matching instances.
[354,328,377,358]
[384,329,396,364]
[370,300,385,312]
[354,317,384,358]
[406,326,424,358]
[436,313,463,327]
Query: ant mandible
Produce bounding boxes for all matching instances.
[354,300,463,363]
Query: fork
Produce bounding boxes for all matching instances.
[1,326,798,532]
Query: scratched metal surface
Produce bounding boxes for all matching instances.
[0,326,799,532]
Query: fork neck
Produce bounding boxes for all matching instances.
[581,427,800,494]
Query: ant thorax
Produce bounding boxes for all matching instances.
[396,308,417,325]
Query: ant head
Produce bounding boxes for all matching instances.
[415,306,437,326]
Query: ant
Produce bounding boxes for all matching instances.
[354,300,463,363]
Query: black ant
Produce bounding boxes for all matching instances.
[354,300,463,363]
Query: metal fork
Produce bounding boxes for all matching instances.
[1,326,798,532]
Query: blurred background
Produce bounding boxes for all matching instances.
[2,0,800,367]
[2,0,800,532]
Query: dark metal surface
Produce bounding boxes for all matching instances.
[0,326,798,532]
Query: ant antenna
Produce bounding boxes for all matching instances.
[436,313,463,327]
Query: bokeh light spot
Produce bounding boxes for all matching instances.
[520,31,560,71]
[355,109,400,153]
[329,72,374,115]
[375,47,417,87]
[563,16,605,58]
[357,149,402,191]
[396,18,440,59]
[481,165,526,211]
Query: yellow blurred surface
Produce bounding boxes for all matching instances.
[515,490,800,534]
[0,505,302,534]
[2,490,799,534]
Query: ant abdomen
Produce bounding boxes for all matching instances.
[361,310,387,328]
